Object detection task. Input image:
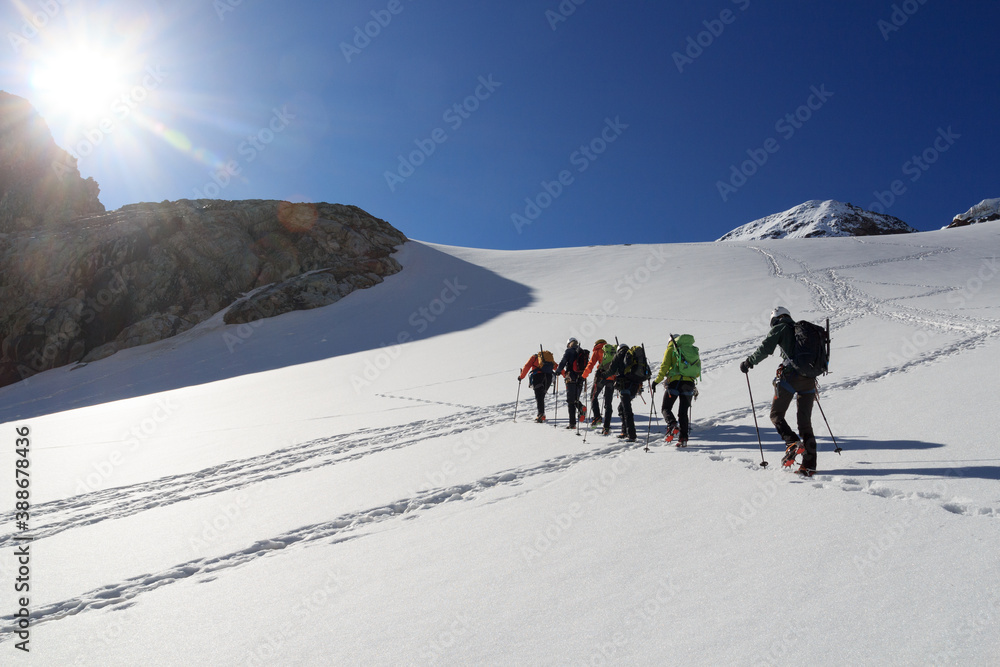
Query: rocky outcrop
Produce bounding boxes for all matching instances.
[946,198,1000,228]
[717,200,918,241]
[0,91,105,231]
[0,199,407,386]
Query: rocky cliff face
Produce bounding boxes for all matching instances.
[0,199,407,386]
[717,200,918,241]
[946,198,1000,228]
[0,92,407,387]
[0,91,105,231]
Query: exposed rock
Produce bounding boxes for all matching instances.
[946,198,1000,228]
[717,200,918,241]
[0,199,407,386]
[0,91,105,232]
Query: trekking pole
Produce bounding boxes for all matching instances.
[643,389,655,452]
[814,386,842,454]
[553,374,560,428]
[576,378,587,437]
[746,374,768,467]
[514,379,522,421]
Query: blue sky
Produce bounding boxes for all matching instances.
[2,0,998,248]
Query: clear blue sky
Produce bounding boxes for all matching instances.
[2,0,998,248]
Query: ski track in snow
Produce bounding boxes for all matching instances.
[0,405,644,638]
[2,238,998,640]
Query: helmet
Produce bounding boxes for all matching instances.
[770,306,791,326]
[594,338,607,348]
[618,343,629,352]
[567,337,578,348]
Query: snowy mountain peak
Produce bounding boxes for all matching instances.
[946,198,1000,228]
[716,199,918,241]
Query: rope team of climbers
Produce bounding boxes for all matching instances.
[516,306,834,476]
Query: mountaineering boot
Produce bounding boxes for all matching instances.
[534,414,547,423]
[565,424,576,430]
[781,441,803,467]
[794,465,815,477]
[601,426,611,436]
[676,437,688,448]
[664,423,680,443]
[591,416,603,426]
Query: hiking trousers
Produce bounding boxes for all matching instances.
[661,380,695,440]
[531,374,553,417]
[564,378,583,425]
[591,375,614,423]
[770,369,818,469]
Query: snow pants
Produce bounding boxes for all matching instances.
[564,378,584,425]
[661,380,695,440]
[591,372,614,424]
[531,373,553,417]
[617,382,639,440]
[770,369,818,469]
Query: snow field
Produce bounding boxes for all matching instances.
[2,223,1000,664]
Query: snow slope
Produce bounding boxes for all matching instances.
[718,199,918,241]
[2,226,1000,665]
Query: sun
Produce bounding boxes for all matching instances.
[31,46,131,122]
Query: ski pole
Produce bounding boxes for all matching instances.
[814,388,842,454]
[576,378,587,436]
[514,379,522,421]
[746,374,768,467]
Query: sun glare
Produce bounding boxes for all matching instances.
[31,48,130,121]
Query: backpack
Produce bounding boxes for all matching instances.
[624,345,651,381]
[572,347,590,374]
[787,320,829,378]
[534,350,555,375]
[599,343,616,371]
[669,334,701,380]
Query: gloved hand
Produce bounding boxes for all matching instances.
[693,386,700,400]
[518,376,522,383]
[652,383,657,396]
[740,360,752,374]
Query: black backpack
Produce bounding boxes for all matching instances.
[572,348,590,374]
[787,320,829,378]
[626,345,651,381]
